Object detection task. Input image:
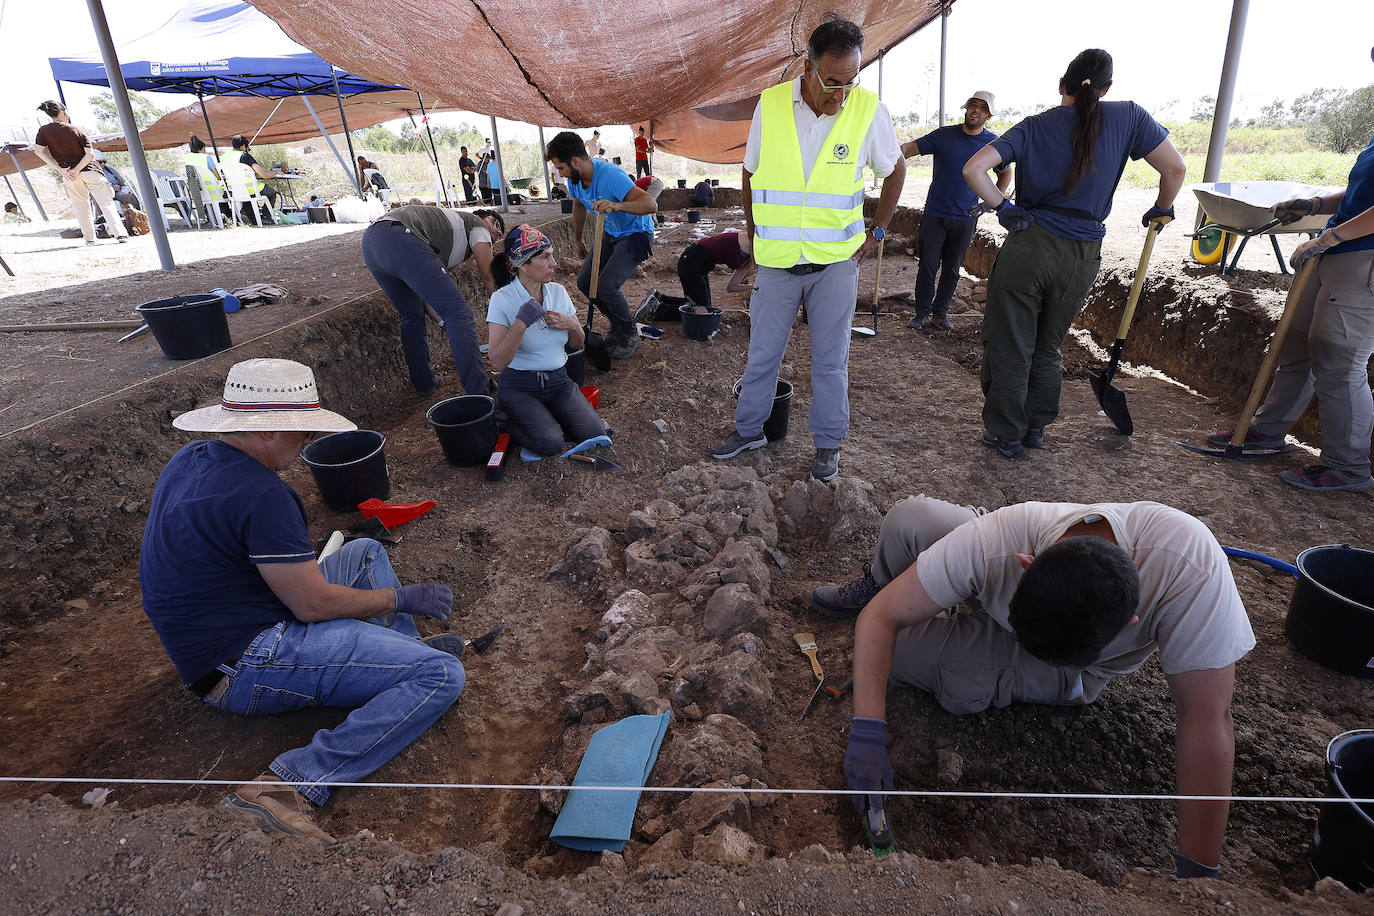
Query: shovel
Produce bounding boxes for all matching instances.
[1090,216,1169,435]
[1177,256,1319,459]
[851,238,884,337]
[582,210,613,371]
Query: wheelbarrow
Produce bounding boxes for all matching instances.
[1189,181,1335,276]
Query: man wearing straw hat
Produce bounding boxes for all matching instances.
[139,359,467,843]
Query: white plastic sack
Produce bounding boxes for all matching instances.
[330,195,385,224]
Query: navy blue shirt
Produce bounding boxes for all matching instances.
[568,159,653,238]
[991,101,1168,241]
[915,125,1003,220]
[1329,133,1374,255]
[139,440,314,684]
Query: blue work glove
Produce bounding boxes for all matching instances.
[394,583,453,621]
[1141,205,1174,227]
[1175,851,1220,879]
[515,298,545,328]
[968,201,994,218]
[843,716,894,813]
[1289,233,1334,270]
[996,202,1032,233]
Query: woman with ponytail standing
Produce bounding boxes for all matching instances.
[963,49,1185,459]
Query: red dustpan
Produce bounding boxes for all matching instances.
[357,498,437,529]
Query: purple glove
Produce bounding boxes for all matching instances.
[394,583,453,621]
[1141,205,1174,227]
[515,298,545,328]
[995,202,1032,233]
[843,716,893,813]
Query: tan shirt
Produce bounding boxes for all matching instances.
[915,501,1255,678]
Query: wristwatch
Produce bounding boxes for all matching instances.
[871,226,886,241]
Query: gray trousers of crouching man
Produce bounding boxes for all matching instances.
[733,259,859,448]
[869,494,1106,714]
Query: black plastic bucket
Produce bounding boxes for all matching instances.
[307,206,331,224]
[710,179,719,187]
[1286,544,1374,678]
[1313,729,1374,890]
[565,346,585,384]
[732,378,794,441]
[677,179,687,189]
[680,304,722,340]
[300,430,390,512]
[687,210,700,223]
[428,395,497,466]
[560,198,574,214]
[135,294,232,360]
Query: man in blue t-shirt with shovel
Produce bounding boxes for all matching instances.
[902,91,1011,330]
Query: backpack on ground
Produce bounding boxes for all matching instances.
[124,207,151,236]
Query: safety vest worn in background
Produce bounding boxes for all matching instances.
[184,152,223,200]
[751,82,878,267]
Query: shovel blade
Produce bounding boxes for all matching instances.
[1090,372,1133,436]
[1175,441,1296,459]
[851,326,876,337]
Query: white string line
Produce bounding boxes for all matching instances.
[2,776,1368,805]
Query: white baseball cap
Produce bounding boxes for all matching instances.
[963,91,996,115]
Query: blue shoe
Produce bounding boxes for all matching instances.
[1022,427,1045,449]
[981,431,1026,460]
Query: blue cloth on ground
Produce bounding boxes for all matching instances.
[520,446,544,462]
[562,434,612,457]
[550,711,671,852]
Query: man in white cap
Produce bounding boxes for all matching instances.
[139,359,467,843]
[900,91,1011,329]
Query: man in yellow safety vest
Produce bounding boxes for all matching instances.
[709,15,905,482]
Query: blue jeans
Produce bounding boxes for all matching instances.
[577,231,652,343]
[497,365,608,455]
[206,538,465,805]
[362,219,489,396]
[914,215,978,318]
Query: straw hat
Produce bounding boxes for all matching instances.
[173,359,356,433]
[964,91,996,115]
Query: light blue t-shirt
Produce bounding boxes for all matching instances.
[487,277,577,371]
[567,159,653,238]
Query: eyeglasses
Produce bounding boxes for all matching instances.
[815,74,860,94]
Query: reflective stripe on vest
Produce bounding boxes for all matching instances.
[750,82,878,267]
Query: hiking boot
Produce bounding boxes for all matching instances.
[1278,465,1374,492]
[927,315,954,331]
[1022,427,1045,449]
[811,570,883,619]
[218,774,335,843]
[981,431,1026,460]
[417,373,444,397]
[710,430,767,460]
[907,311,931,328]
[812,447,840,482]
[423,634,466,658]
[1206,428,1287,449]
[611,334,640,360]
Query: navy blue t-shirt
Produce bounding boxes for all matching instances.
[139,440,314,684]
[916,125,1003,220]
[991,101,1168,241]
[568,159,653,238]
[1329,133,1374,255]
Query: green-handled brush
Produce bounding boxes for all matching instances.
[863,798,896,857]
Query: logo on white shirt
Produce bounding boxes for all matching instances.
[832,143,850,161]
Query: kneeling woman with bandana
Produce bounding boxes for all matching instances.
[488,226,611,456]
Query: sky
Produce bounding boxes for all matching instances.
[1,0,1370,149]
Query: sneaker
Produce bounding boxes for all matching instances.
[218,774,335,843]
[710,430,767,459]
[1207,429,1287,449]
[811,570,882,619]
[812,447,840,482]
[927,315,954,331]
[417,373,444,396]
[633,289,660,324]
[84,240,96,247]
[981,431,1027,460]
[1022,427,1045,449]
[907,312,930,328]
[116,235,128,243]
[611,334,640,360]
[423,633,466,658]
[1278,465,1374,492]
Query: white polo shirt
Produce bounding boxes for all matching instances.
[743,77,901,183]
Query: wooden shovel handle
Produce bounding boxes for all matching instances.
[1229,257,1319,449]
[873,238,885,309]
[1114,218,1167,339]
[588,211,606,300]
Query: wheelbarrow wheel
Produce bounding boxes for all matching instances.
[1192,221,1231,266]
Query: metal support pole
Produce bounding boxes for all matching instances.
[878,49,884,100]
[85,0,173,269]
[490,115,509,214]
[330,68,363,195]
[300,95,360,194]
[248,98,286,145]
[938,2,948,126]
[54,80,68,107]
[195,89,221,160]
[6,150,49,221]
[1203,0,1249,184]
[538,125,552,201]
[415,93,450,206]
[3,174,22,213]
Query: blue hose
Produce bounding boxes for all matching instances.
[1221,545,1299,579]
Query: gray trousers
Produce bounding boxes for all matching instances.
[1251,248,1374,478]
[734,259,859,448]
[871,494,1104,714]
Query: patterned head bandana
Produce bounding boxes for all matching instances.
[507,224,552,267]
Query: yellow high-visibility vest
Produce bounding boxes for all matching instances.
[751,82,878,267]
[184,152,224,200]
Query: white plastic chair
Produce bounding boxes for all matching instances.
[223,161,271,227]
[178,166,225,230]
[151,169,195,230]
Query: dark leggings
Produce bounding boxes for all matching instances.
[497,366,608,455]
[676,243,718,310]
